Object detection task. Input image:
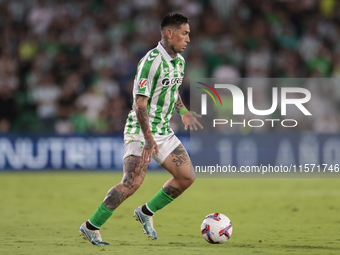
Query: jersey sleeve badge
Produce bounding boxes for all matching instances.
[138,78,148,88]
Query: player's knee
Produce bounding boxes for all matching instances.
[181,169,196,183]
[179,176,195,190]
[187,165,196,186]
[122,175,144,194]
[131,177,145,194]
[132,177,144,191]
[185,164,196,181]
[187,176,195,187]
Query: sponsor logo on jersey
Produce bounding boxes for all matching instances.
[161,77,183,86]
[162,78,170,86]
[138,78,148,88]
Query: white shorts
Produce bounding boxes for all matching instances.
[123,133,181,165]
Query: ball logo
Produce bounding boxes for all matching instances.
[162,78,170,86]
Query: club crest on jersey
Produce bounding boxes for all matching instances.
[138,78,148,88]
[177,62,184,73]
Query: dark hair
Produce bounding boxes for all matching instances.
[161,13,189,30]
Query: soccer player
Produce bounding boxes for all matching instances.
[79,13,202,245]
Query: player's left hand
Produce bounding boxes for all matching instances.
[182,111,203,131]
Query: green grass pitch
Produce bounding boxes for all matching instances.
[0,171,340,255]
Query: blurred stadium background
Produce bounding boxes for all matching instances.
[0,0,340,170]
[1,3,340,254]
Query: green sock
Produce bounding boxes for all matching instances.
[88,202,114,228]
[146,188,175,213]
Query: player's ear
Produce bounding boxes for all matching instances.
[165,28,173,39]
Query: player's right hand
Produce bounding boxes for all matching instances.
[182,111,203,131]
[142,138,159,164]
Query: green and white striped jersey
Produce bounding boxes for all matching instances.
[124,42,185,137]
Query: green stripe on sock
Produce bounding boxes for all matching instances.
[89,202,114,228]
[146,188,175,213]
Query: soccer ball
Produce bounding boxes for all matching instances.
[200,213,233,244]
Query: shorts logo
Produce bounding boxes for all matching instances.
[139,78,148,88]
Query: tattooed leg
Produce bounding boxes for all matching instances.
[103,155,147,210]
[161,144,195,199]
[163,185,181,199]
[169,144,190,168]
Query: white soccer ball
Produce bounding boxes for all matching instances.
[200,213,233,244]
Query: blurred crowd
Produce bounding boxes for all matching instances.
[0,0,340,134]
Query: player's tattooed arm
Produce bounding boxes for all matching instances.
[175,95,185,113]
[135,95,159,163]
[136,95,152,140]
